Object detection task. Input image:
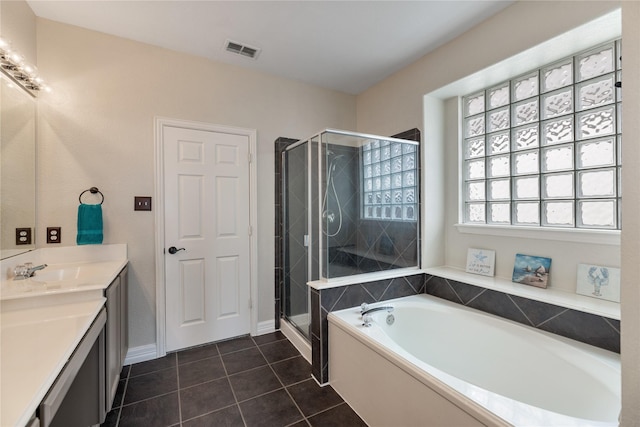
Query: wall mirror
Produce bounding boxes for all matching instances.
[0,71,36,259]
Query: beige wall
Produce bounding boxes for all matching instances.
[620,2,640,424]
[357,0,639,423]
[359,0,622,291]
[35,18,356,348]
[0,0,36,65]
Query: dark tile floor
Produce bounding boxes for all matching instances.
[102,332,367,427]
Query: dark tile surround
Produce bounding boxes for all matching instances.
[273,129,620,385]
[101,332,366,427]
[310,272,620,384]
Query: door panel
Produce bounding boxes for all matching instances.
[180,259,205,324]
[164,126,251,351]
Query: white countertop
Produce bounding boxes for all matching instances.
[0,260,127,301]
[1,298,106,427]
[0,244,128,426]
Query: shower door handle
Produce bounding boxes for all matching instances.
[303,235,309,247]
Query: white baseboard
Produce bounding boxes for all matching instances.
[255,319,276,336]
[279,318,312,363]
[124,344,158,366]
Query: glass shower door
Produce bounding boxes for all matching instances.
[283,142,310,339]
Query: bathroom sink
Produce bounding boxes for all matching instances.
[31,267,84,282]
[30,261,120,286]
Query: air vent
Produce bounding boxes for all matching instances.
[225,39,261,59]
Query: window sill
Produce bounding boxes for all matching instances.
[455,223,620,246]
[424,266,620,320]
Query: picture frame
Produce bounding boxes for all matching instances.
[576,263,620,303]
[465,248,496,277]
[512,254,551,289]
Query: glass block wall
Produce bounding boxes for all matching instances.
[362,140,417,221]
[462,40,622,229]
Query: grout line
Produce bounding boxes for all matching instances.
[602,316,621,334]
[119,389,180,408]
[535,308,569,328]
[113,373,128,427]
[174,353,184,426]
[305,401,346,420]
[507,294,535,326]
[218,344,249,427]
[447,278,473,305]
[256,340,308,425]
[179,403,240,425]
[328,287,348,312]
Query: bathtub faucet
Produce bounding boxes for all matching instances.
[361,305,394,316]
[361,305,394,327]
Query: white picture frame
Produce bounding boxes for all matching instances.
[576,263,620,303]
[466,248,496,277]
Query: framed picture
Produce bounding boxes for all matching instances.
[512,254,551,289]
[466,248,496,277]
[576,264,621,303]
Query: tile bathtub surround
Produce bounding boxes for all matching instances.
[310,271,621,384]
[102,332,366,427]
[311,274,426,383]
[424,275,621,353]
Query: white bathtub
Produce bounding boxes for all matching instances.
[328,294,620,427]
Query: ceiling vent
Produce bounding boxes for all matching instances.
[225,39,261,60]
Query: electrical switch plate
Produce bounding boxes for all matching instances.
[16,228,32,245]
[47,227,61,244]
[134,196,152,211]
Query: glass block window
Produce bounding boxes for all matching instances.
[363,140,418,221]
[462,40,622,229]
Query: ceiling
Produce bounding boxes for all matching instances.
[27,1,514,95]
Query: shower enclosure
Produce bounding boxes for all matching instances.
[282,129,420,339]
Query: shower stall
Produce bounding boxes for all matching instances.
[282,129,420,339]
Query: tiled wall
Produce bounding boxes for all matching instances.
[425,275,621,353]
[311,272,620,384]
[310,274,426,383]
[275,128,619,385]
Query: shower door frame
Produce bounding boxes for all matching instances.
[282,138,314,339]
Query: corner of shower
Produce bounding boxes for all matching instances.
[282,129,420,341]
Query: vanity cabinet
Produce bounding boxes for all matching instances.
[39,309,107,427]
[105,266,128,412]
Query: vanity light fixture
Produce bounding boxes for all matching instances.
[0,37,50,95]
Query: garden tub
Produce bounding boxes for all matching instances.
[328,294,620,426]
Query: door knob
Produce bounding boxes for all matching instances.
[167,246,186,254]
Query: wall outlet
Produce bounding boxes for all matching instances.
[16,228,32,245]
[47,227,61,244]
[134,196,152,211]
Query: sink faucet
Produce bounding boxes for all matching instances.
[13,263,47,280]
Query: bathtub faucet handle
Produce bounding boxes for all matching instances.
[360,303,369,313]
[362,314,373,327]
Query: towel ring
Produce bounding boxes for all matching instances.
[79,187,104,205]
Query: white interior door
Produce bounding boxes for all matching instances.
[163,125,251,352]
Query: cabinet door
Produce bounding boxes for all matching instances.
[119,267,129,367]
[105,275,121,412]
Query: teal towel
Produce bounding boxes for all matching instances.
[77,203,103,245]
